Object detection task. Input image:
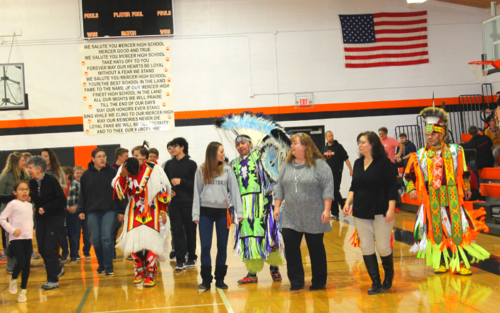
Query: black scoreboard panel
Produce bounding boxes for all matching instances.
[82,0,174,38]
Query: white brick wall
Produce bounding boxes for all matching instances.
[0,0,491,192]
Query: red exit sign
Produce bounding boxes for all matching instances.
[299,99,309,106]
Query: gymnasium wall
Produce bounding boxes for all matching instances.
[0,0,489,194]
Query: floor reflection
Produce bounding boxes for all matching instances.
[1,212,499,313]
[415,274,492,310]
[393,226,500,276]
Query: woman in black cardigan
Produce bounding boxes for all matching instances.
[343,131,398,295]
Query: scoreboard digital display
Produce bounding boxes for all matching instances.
[82,0,174,38]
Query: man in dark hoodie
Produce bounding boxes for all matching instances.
[27,155,66,290]
[78,148,126,276]
[164,137,198,271]
[322,131,353,218]
[463,125,495,170]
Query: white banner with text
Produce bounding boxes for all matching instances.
[79,40,174,135]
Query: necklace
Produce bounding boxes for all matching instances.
[293,166,305,193]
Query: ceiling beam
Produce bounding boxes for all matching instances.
[435,0,492,9]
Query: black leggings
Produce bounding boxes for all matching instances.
[282,228,327,287]
[10,239,32,289]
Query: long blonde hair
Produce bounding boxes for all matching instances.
[286,133,325,167]
[1,152,29,182]
[201,142,225,184]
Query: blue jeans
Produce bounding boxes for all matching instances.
[80,219,92,256]
[199,215,229,266]
[67,212,91,258]
[87,210,117,269]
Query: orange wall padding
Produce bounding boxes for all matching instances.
[461,132,483,143]
[401,192,420,206]
[480,183,500,198]
[74,146,98,170]
[478,168,500,180]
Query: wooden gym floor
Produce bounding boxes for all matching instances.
[0,211,499,313]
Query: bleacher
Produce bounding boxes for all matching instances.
[398,83,500,236]
[477,168,500,226]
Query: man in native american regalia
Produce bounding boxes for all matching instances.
[404,105,490,275]
[113,157,171,287]
[215,113,289,284]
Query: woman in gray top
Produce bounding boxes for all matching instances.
[0,152,30,272]
[274,133,333,291]
[193,142,243,292]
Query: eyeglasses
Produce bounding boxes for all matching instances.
[17,188,29,191]
[94,155,107,159]
[357,140,368,145]
[168,144,179,150]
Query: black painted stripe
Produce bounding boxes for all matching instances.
[0,125,83,136]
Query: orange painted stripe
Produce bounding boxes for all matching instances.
[0,116,83,129]
[0,96,487,128]
[175,97,458,120]
[74,145,98,170]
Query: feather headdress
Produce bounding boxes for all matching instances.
[214,112,291,182]
[420,94,449,141]
[420,107,448,127]
[215,112,290,148]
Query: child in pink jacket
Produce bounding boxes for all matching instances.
[0,181,33,302]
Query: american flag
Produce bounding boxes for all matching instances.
[339,11,428,68]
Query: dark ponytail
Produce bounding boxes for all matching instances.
[132,140,150,159]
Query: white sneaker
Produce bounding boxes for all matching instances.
[18,289,27,302]
[9,278,18,294]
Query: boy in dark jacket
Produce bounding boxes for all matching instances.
[77,149,126,276]
[164,137,198,270]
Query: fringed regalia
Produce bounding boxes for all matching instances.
[113,161,171,286]
[232,150,282,268]
[404,106,490,272]
[215,112,290,273]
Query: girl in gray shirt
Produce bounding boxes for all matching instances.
[193,142,243,292]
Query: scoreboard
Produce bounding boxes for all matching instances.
[82,0,174,38]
